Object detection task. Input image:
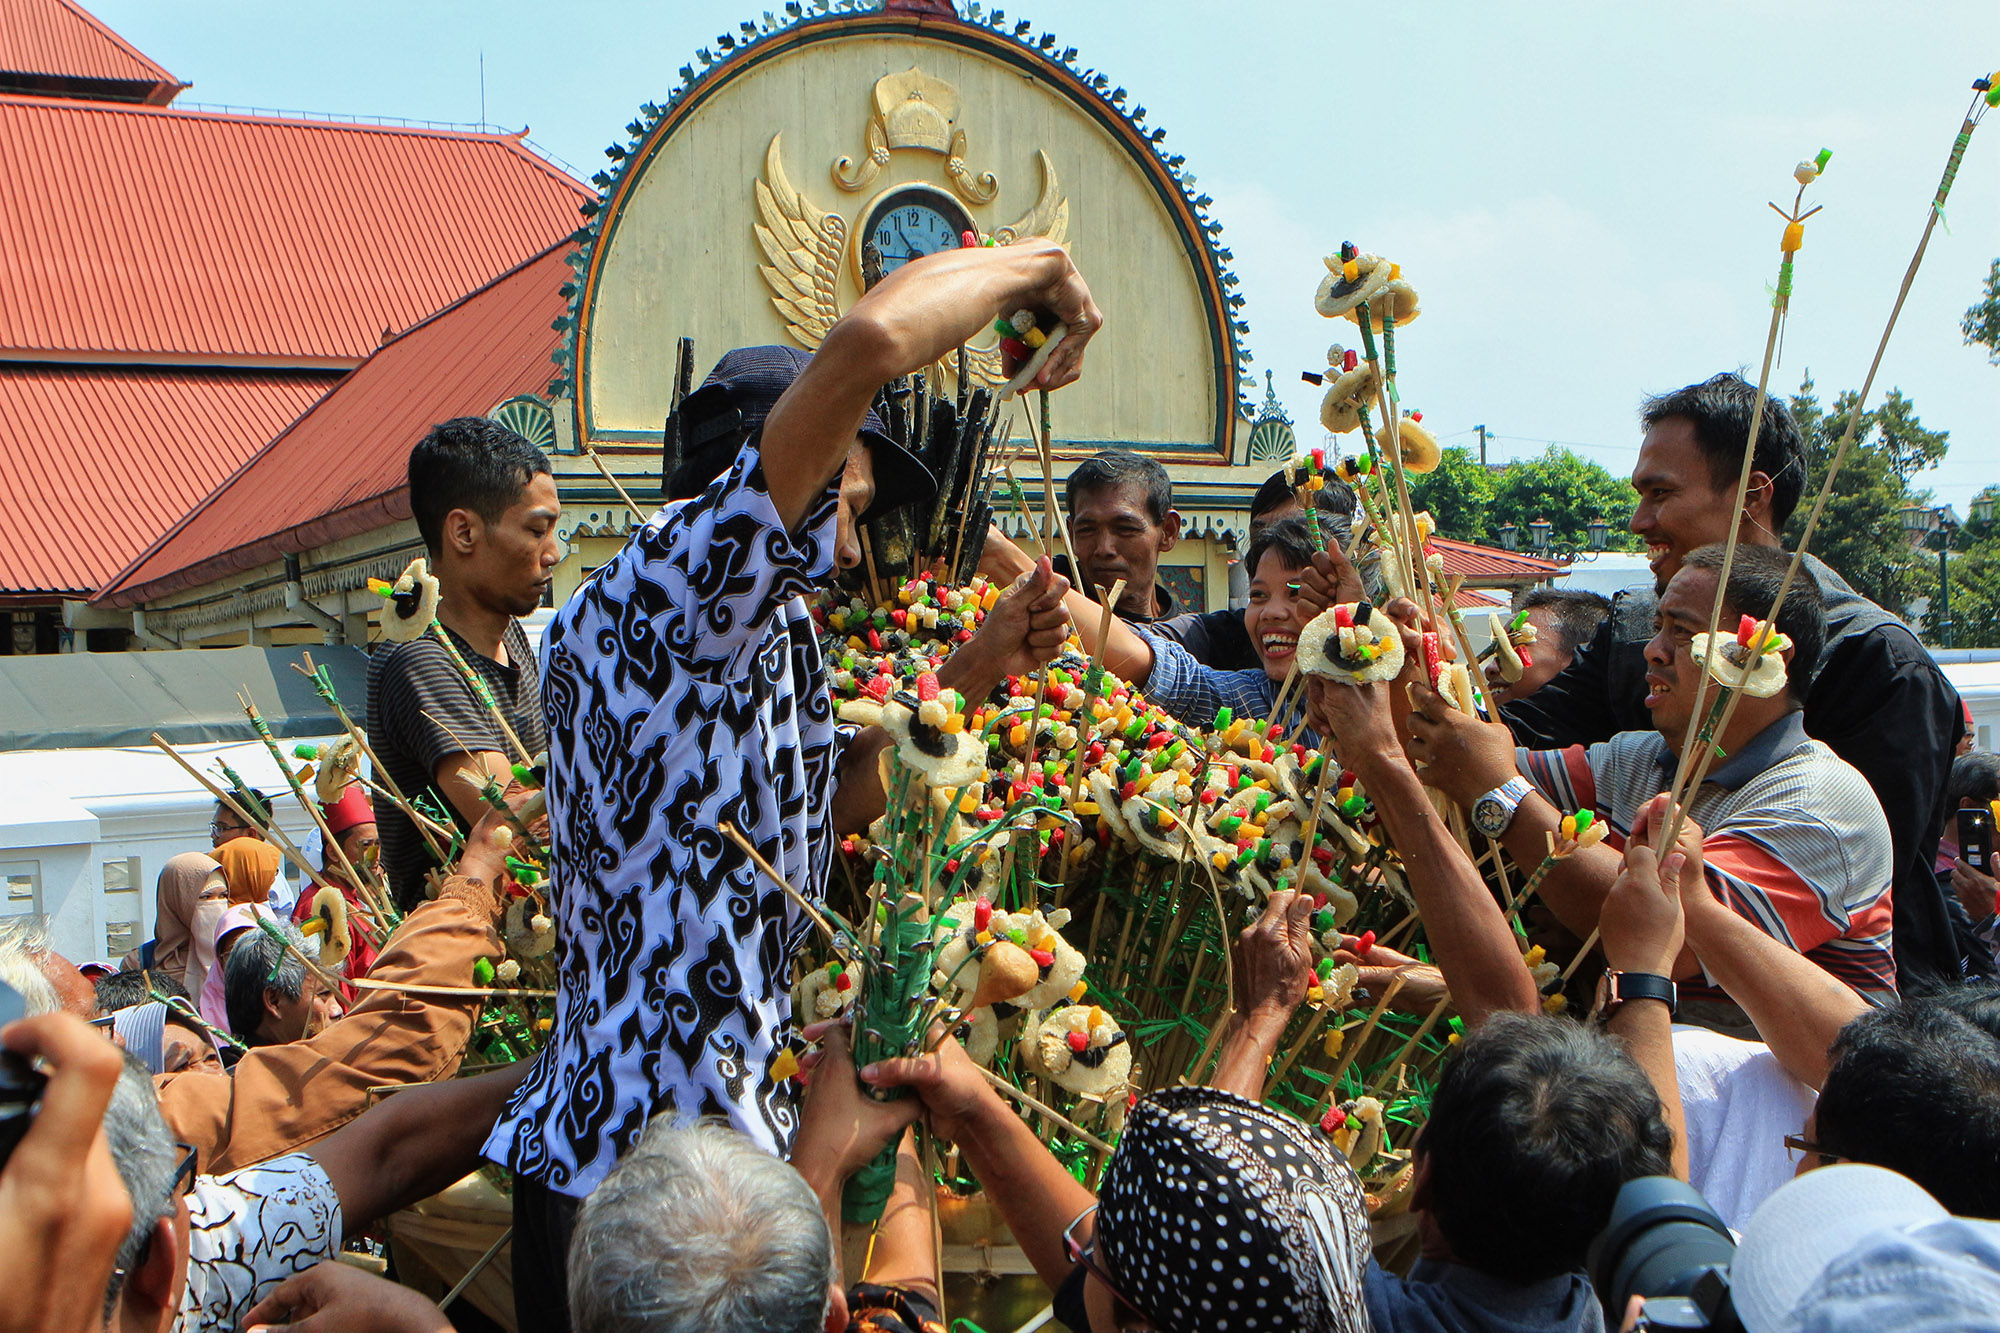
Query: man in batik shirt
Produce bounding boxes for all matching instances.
[486,242,1102,1329]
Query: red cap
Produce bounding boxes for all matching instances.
[323,784,374,837]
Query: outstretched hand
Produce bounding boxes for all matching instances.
[1599,793,1690,977]
[1404,680,1518,806]
[793,1020,923,1187]
[243,1260,455,1333]
[1231,889,1316,1026]
[859,1028,997,1147]
[982,556,1074,678]
[1296,545,1366,624]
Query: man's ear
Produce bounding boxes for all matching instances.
[1159,509,1182,551]
[442,506,481,558]
[1741,471,1775,527]
[824,1282,849,1333]
[124,1213,181,1324]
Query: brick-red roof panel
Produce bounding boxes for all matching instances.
[0,365,338,594]
[1432,536,1567,580]
[0,95,588,361]
[0,0,182,97]
[98,243,575,607]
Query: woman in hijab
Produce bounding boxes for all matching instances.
[122,852,226,995]
[199,901,269,1034]
[214,837,283,907]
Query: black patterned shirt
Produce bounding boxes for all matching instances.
[484,442,839,1198]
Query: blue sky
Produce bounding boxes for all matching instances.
[93,1,2000,515]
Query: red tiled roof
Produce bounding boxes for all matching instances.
[1454,586,1505,609]
[0,94,589,362]
[0,364,338,596]
[97,242,575,608]
[0,0,184,103]
[1432,536,1566,581]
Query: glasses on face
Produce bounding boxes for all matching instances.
[209,820,245,839]
[1783,1132,1846,1165]
[1063,1205,1149,1329]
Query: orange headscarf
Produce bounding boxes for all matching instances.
[213,838,282,906]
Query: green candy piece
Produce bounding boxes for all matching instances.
[473,957,496,986]
[1313,909,1335,933]
[1254,791,1270,815]
[1218,815,1243,839]
[292,743,321,760]
[994,317,1018,338]
[1574,808,1595,833]
[828,961,844,978]
[512,763,535,786]
[1317,957,1335,978]
[1814,147,1832,172]
[1214,706,1233,729]
[1007,927,1029,945]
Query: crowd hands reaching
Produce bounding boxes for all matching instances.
[11,250,2000,1333]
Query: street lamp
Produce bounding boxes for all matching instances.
[1587,516,1609,552]
[1497,522,1519,552]
[1900,504,1956,648]
[1528,517,1553,558]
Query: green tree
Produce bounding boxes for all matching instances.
[1487,446,1641,552]
[1964,258,2000,365]
[1782,376,1945,617]
[1407,445,1496,543]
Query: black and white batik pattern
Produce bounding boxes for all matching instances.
[179,1152,343,1329]
[484,441,840,1199]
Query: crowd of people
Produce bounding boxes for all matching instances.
[6,242,2000,1333]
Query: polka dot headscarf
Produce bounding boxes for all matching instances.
[1095,1086,1373,1333]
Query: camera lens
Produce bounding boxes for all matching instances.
[1589,1177,1738,1327]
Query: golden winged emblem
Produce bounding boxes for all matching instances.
[754,132,1069,387]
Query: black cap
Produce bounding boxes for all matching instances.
[663,345,936,524]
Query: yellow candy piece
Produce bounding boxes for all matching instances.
[771,1048,801,1081]
[1069,980,1089,1002]
[1523,945,1546,969]
[1388,262,1401,280]
[976,929,993,944]
[1212,851,1230,869]
[1009,725,1028,747]
[1076,800,1100,815]
[1089,1006,1107,1029]
[536,1016,552,1033]
[1023,326,1047,349]
[1324,1027,1345,1057]
[1336,787,1354,805]
[899,587,915,606]
[1341,259,1359,282]
[1542,993,1568,1016]
[1307,986,1325,1005]
[982,586,1001,610]
[1560,815,1578,840]
[1781,221,1804,254]
[943,713,965,735]
[959,790,979,813]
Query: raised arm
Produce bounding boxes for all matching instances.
[1309,676,1539,1024]
[981,528,1153,683]
[763,242,1101,532]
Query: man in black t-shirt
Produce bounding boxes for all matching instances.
[367,417,557,908]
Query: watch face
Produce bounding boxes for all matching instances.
[862,188,972,277]
[1472,797,1506,838]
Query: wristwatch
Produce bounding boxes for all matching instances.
[1471,777,1532,839]
[1594,970,1678,1022]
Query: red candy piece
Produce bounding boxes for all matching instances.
[1313,845,1335,866]
[867,628,883,651]
[890,609,908,628]
[1736,614,1759,646]
[1068,1030,1089,1053]
[1423,632,1442,683]
[961,229,978,248]
[1342,349,1359,372]
[1517,648,1533,669]
[1261,744,1275,764]
[1001,336,1031,363]
[1355,930,1376,958]
[916,672,940,702]
[1311,446,1326,469]
[1029,948,1055,968]
[1312,892,1327,909]
[945,857,961,873]
[834,972,852,992]
[1199,788,1220,805]
[1411,410,1423,422]
[1148,731,1172,750]
[1320,1107,1347,1134]
[1120,780,1139,801]
[973,898,993,931]
[863,674,894,702]
[1334,605,1354,629]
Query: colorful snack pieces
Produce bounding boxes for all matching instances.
[1297,602,1407,685]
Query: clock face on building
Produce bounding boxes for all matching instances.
[861,186,974,280]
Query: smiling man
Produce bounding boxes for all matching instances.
[1418,543,1897,1029]
[1115,516,1324,739]
[1502,373,1963,994]
[367,417,560,909]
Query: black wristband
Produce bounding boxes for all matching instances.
[1599,970,1677,1020]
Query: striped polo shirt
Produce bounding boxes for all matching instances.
[1518,712,1897,1005]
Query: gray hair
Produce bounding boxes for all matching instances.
[222,918,307,1044]
[101,1051,180,1318]
[0,916,58,1016]
[568,1120,832,1333]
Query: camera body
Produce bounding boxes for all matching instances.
[0,979,48,1171]
[1588,1176,1740,1333]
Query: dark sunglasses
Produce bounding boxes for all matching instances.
[1783,1132,1846,1165]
